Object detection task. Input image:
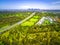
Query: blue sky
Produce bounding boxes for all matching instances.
[0,0,60,9]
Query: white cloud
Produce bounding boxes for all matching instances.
[52,1,60,4]
[18,3,48,9]
[48,1,60,9]
[47,4,60,9]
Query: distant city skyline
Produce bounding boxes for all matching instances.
[0,0,60,9]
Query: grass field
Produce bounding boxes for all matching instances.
[21,15,39,26]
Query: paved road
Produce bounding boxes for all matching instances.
[0,12,36,33]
